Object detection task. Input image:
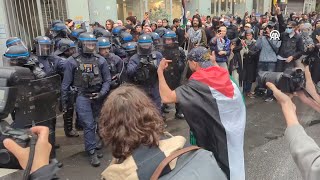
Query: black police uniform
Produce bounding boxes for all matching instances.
[61,33,111,167]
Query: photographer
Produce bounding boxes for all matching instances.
[256,22,281,102]
[266,76,320,180]
[3,126,59,179]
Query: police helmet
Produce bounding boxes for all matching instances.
[93,27,110,38]
[33,36,54,56]
[163,30,178,46]
[120,32,133,44]
[137,34,153,56]
[3,45,30,66]
[155,27,167,37]
[149,32,161,46]
[54,38,77,56]
[112,26,124,36]
[97,37,112,49]
[70,29,86,40]
[78,32,98,54]
[51,22,68,38]
[6,37,26,48]
[122,41,137,57]
[51,20,63,28]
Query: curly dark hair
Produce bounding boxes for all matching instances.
[191,16,202,28]
[99,84,164,161]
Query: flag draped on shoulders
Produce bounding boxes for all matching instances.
[175,66,246,180]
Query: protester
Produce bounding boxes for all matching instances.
[106,19,114,32]
[126,16,136,27]
[158,47,246,180]
[150,21,157,32]
[173,18,185,48]
[186,16,207,51]
[162,18,170,29]
[210,26,231,70]
[117,20,123,27]
[242,29,260,97]
[157,19,163,28]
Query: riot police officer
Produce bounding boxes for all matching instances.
[97,37,125,89]
[70,28,86,43]
[111,26,127,59]
[93,27,110,38]
[150,32,161,51]
[51,22,69,49]
[122,41,137,65]
[32,36,65,165]
[127,34,163,110]
[54,39,80,137]
[161,30,186,119]
[5,37,27,48]
[61,32,111,167]
[3,44,63,167]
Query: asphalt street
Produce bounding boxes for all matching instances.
[1,96,320,180]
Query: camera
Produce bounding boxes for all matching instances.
[258,68,305,93]
[0,67,34,169]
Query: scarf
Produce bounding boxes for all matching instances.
[217,37,226,51]
[188,27,202,44]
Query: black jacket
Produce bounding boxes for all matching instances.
[176,27,186,48]
[278,32,304,60]
[227,24,239,40]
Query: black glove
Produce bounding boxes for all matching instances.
[90,93,103,100]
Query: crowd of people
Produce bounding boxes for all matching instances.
[1,3,320,180]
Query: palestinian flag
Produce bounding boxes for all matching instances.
[175,66,246,180]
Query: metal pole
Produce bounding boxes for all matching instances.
[36,0,45,35]
[47,0,52,23]
[22,0,32,48]
[5,0,14,36]
[13,0,22,37]
[42,0,48,30]
[51,0,56,19]
[31,0,40,36]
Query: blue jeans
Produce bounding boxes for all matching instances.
[76,95,102,152]
[257,62,277,97]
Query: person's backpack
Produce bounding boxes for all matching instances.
[151,146,227,180]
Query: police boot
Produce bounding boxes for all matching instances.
[88,150,100,167]
[175,104,184,119]
[63,113,79,137]
[175,112,185,119]
[96,138,104,150]
[161,104,170,113]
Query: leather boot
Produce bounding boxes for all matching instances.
[88,150,100,167]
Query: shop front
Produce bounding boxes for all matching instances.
[117,0,182,23]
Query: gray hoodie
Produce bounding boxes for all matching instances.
[256,36,281,63]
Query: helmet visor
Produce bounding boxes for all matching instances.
[137,43,152,55]
[36,44,53,56]
[82,41,98,54]
[2,55,29,67]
